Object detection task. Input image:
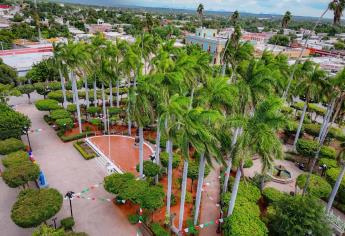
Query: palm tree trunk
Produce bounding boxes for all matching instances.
[227,166,242,216]
[72,74,76,104]
[101,83,107,133]
[166,139,173,219]
[116,80,120,108]
[326,164,345,214]
[178,159,189,231]
[72,73,82,134]
[84,77,89,108]
[109,81,113,107]
[155,119,161,184]
[127,78,131,136]
[221,63,226,77]
[189,87,195,110]
[223,158,232,193]
[193,153,206,225]
[223,127,240,193]
[59,69,67,109]
[139,126,144,179]
[293,102,308,150]
[93,80,97,107]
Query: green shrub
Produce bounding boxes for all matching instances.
[73,141,96,160]
[86,107,99,115]
[60,217,75,230]
[223,181,261,204]
[66,104,77,113]
[291,102,305,110]
[326,168,345,204]
[11,188,63,228]
[50,109,71,120]
[284,120,304,136]
[2,151,28,168]
[243,159,253,168]
[308,103,326,116]
[136,160,161,177]
[2,160,40,188]
[0,104,31,140]
[296,139,336,159]
[185,191,193,204]
[319,158,338,169]
[328,127,345,141]
[35,99,61,111]
[222,195,267,236]
[90,118,102,127]
[160,152,181,168]
[304,123,321,137]
[128,214,139,224]
[170,193,177,206]
[281,106,293,114]
[108,107,122,116]
[262,187,286,204]
[151,223,169,236]
[296,174,332,199]
[56,118,74,130]
[59,131,93,142]
[0,138,25,155]
[47,90,73,103]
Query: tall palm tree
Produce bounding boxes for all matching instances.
[281,11,292,28]
[196,4,204,27]
[227,97,285,216]
[326,142,345,213]
[329,0,345,25]
[129,76,153,178]
[230,10,240,25]
[292,61,327,150]
[53,43,68,109]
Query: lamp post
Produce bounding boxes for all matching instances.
[65,191,75,218]
[23,126,32,151]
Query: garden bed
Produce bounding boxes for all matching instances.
[73,141,97,160]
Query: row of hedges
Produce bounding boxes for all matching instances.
[1,151,40,188]
[0,138,25,155]
[291,102,326,116]
[296,139,337,159]
[303,123,345,141]
[73,141,96,160]
[58,131,94,142]
[222,181,268,236]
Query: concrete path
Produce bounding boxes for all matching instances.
[199,162,221,236]
[1,94,137,236]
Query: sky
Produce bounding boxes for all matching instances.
[93,0,334,18]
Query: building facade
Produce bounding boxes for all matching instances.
[185,28,227,64]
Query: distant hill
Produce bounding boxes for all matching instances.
[52,0,334,22]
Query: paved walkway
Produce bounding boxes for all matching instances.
[199,162,221,236]
[1,94,137,236]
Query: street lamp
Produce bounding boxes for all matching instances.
[65,191,75,218]
[23,126,32,151]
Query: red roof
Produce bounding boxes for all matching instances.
[0,5,11,9]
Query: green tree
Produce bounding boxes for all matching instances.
[281,11,292,28]
[17,84,35,104]
[329,0,345,25]
[268,34,290,46]
[268,196,332,236]
[11,188,63,228]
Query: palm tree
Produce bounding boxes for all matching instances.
[292,61,327,150]
[193,110,222,225]
[329,0,345,25]
[230,10,240,25]
[196,4,204,27]
[227,97,285,216]
[53,43,68,109]
[129,77,153,178]
[281,11,292,28]
[326,142,345,214]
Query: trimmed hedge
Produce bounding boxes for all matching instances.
[136,160,161,177]
[35,99,61,111]
[160,152,181,169]
[308,103,326,116]
[296,139,336,159]
[56,118,74,130]
[262,187,286,204]
[60,217,75,230]
[291,102,305,111]
[284,120,304,136]
[296,174,332,199]
[11,188,63,228]
[304,123,321,137]
[73,141,96,160]
[2,151,28,168]
[50,109,71,120]
[47,90,73,103]
[319,158,338,169]
[59,131,94,142]
[326,168,345,204]
[150,223,169,236]
[0,138,25,155]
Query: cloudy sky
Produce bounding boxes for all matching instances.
[99,0,333,17]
